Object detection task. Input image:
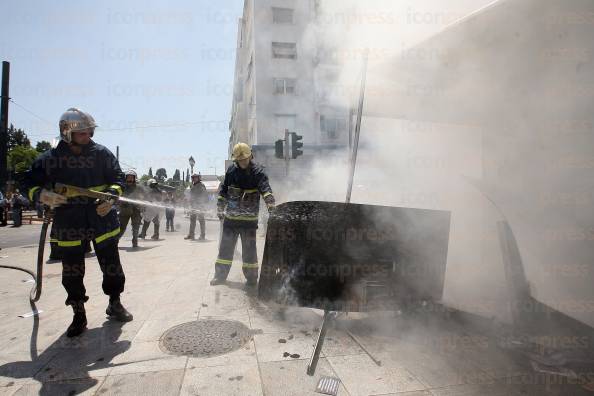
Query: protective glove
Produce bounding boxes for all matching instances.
[267,204,276,215]
[39,189,67,208]
[217,210,224,221]
[96,199,115,217]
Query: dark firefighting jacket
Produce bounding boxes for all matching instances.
[189,182,208,209]
[25,140,124,249]
[217,161,275,227]
[119,183,143,217]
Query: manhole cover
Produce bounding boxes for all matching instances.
[159,319,251,358]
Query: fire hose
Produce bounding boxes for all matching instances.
[0,183,173,303]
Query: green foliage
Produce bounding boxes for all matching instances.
[155,168,167,182]
[8,145,39,173]
[35,140,52,153]
[173,169,181,181]
[148,167,153,177]
[7,124,31,150]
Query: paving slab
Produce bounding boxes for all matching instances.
[248,305,322,334]
[96,369,185,395]
[186,339,258,369]
[327,354,427,396]
[180,362,262,396]
[10,376,105,396]
[253,332,316,363]
[109,341,187,376]
[259,358,348,396]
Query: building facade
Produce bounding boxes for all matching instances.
[228,0,352,184]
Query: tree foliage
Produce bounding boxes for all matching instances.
[35,140,52,153]
[8,145,39,173]
[155,168,167,182]
[7,124,31,151]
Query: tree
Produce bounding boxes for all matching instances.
[185,168,190,183]
[8,146,39,173]
[7,124,31,150]
[155,168,167,182]
[148,167,153,177]
[35,140,52,153]
[173,169,181,181]
[139,174,151,184]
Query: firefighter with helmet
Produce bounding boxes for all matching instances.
[25,107,132,338]
[184,173,207,240]
[211,142,275,287]
[118,169,143,248]
[139,178,162,240]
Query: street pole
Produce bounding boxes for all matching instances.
[284,128,290,178]
[116,145,119,161]
[0,61,10,190]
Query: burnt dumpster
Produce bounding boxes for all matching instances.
[258,201,451,312]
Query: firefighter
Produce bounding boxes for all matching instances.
[164,191,176,232]
[25,107,132,338]
[138,179,161,240]
[211,143,275,287]
[184,173,207,240]
[118,169,143,248]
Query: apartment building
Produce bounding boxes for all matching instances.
[228,0,351,183]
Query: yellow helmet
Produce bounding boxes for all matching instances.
[232,142,252,161]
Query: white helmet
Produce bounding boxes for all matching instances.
[125,169,138,178]
[59,107,97,143]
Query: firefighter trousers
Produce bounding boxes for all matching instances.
[188,213,205,238]
[62,240,125,305]
[119,208,142,243]
[214,224,258,281]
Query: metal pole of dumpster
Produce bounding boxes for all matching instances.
[0,61,10,189]
[345,49,368,204]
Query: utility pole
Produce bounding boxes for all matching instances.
[0,61,9,189]
[116,145,119,161]
[284,129,290,177]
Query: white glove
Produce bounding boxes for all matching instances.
[39,189,67,208]
[96,199,115,217]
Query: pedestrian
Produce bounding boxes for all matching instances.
[184,173,208,240]
[138,179,162,240]
[211,143,276,287]
[118,170,143,247]
[10,190,27,227]
[25,107,132,338]
[165,191,176,232]
[0,190,7,227]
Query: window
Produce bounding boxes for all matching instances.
[320,116,346,139]
[273,78,296,95]
[272,42,297,59]
[272,7,294,24]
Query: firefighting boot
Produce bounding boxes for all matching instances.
[132,227,140,248]
[151,224,160,240]
[245,278,258,288]
[209,277,226,286]
[139,221,149,239]
[66,302,87,338]
[106,297,133,322]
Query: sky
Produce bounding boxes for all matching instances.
[1,0,244,177]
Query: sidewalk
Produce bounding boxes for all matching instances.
[0,220,592,395]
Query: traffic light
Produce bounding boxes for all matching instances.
[291,133,303,159]
[275,139,284,159]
